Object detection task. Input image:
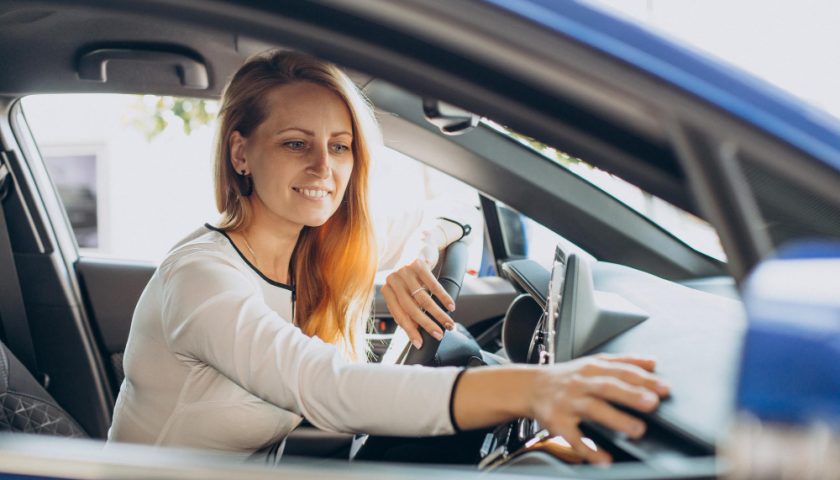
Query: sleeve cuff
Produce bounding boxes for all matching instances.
[437,217,472,242]
[448,368,468,433]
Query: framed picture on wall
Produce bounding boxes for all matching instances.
[41,145,108,251]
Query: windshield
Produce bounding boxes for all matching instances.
[484,120,726,261]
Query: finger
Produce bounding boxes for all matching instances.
[596,353,657,372]
[553,425,612,465]
[381,284,423,348]
[412,261,456,311]
[415,291,455,331]
[574,397,647,439]
[398,293,445,341]
[390,275,445,341]
[583,376,660,413]
[603,363,670,398]
[587,359,670,397]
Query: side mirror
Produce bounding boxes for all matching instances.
[726,241,840,475]
[422,98,480,135]
[737,241,840,423]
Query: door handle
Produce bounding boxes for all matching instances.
[77,48,209,89]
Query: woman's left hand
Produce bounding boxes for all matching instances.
[380,245,456,349]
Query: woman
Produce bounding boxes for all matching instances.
[108,50,668,465]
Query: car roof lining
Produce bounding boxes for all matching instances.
[0,6,213,96]
[0,4,374,97]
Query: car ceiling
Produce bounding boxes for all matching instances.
[0,2,384,97]
[0,3,261,97]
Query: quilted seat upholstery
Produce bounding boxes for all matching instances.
[0,341,86,437]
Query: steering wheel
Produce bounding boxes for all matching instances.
[398,239,473,366]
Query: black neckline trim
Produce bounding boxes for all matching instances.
[204,223,295,291]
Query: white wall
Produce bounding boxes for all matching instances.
[589,0,840,120]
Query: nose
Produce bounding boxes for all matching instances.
[305,143,332,179]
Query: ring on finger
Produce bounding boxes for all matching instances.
[410,286,429,297]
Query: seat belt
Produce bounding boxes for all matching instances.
[0,153,47,387]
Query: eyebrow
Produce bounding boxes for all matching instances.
[274,127,352,137]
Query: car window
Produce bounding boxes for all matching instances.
[496,202,594,269]
[20,94,484,273]
[368,146,485,278]
[484,120,727,262]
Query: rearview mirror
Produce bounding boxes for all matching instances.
[422,98,480,135]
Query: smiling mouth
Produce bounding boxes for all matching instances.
[292,186,333,199]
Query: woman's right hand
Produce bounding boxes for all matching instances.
[528,353,669,464]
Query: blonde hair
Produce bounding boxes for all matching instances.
[213,50,380,361]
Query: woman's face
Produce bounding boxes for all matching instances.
[230,81,355,230]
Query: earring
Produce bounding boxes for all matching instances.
[237,169,253,197]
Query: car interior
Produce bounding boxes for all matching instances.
[2,1,840,478]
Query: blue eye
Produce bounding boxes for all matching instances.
[332,143,350,154]
[285,140,306,150]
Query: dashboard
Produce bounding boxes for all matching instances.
[490,245,746,475]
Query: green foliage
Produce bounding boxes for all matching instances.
[483,120,582,168]
[504,129,581,167]
[127,96,218,141]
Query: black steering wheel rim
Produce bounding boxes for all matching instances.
[399,239,470,366]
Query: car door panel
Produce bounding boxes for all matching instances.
[75,258,154,393]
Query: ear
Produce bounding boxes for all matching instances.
[229,130,248,174]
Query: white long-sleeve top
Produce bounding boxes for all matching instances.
[107,225,463,454]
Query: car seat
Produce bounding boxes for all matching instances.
[0,340,87,437]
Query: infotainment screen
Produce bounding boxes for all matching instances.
[549,246,649,363]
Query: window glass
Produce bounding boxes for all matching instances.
[484,120,726,261]
[497,203,594,269]
[23,94,219,261]
[21,94,484,274]
[368,147,484,279]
